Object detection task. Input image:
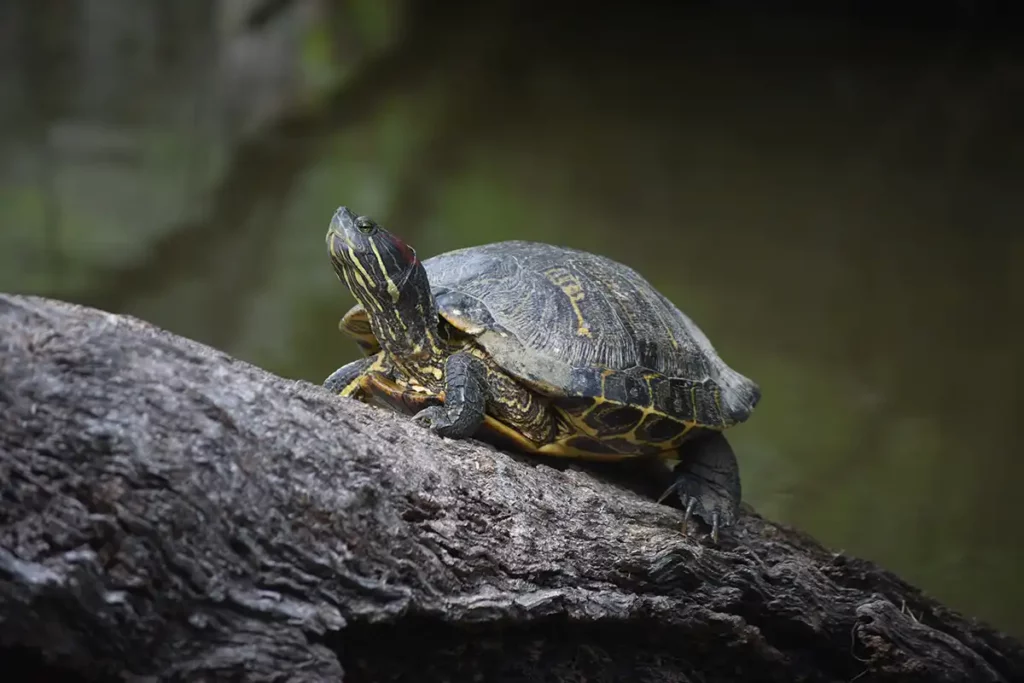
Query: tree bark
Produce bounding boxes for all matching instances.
[1,293,1021,682]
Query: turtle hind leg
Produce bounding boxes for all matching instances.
[658,431,742,543]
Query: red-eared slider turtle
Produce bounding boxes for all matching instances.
[324,207,760,541]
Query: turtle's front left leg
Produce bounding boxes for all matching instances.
[324,356,376,396]
[412,351,488,439]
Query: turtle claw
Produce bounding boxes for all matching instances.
[671,492,721,544]
[682,496,696,537]
[657,433,742,544]
[412,405,446,432]
[678,496,721,543]
[656,483,676,505]
[660,487,705,541]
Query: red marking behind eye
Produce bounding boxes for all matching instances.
[390,235,417,265]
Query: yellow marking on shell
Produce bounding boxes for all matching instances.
[657,316,680,351]
[545,415,697,458]
[564,370,616,439]
[543,408,692,459]
[614,372,671,446]
[559,400,604,439]
[369,240,401,304]
[545,267,591,337]
[546,367,703,458]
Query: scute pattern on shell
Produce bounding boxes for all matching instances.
[423,241,760,424]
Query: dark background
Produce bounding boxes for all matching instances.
[2,0,1022,638]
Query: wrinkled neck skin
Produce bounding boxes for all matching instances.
[354,262,448,383]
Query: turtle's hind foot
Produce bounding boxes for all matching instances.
[658,431,742,544]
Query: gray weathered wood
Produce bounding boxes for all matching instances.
[1,293,1022,682]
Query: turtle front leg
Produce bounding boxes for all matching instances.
[324,356,376,396]
[412,351,488,439]
[658,431,742,543]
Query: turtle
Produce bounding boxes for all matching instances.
[323,206,761,541]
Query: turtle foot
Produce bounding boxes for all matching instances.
[658,432,742,544]
[411,352,487,439]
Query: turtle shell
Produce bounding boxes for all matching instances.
[432,240,756,425]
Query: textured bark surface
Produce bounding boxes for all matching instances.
[1,293,1022,682]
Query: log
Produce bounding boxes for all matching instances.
[1,293,1021,682]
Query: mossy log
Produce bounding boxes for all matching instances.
[1,294,1021,682]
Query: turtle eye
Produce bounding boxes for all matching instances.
[355,216,376,234]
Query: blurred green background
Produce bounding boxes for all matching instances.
[2,0,1022,638]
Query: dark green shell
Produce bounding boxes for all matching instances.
[421,241,761,429]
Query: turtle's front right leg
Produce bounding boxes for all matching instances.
[412,351,488,439]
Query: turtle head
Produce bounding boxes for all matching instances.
[327,206,420,294]
[327,206,441,359]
